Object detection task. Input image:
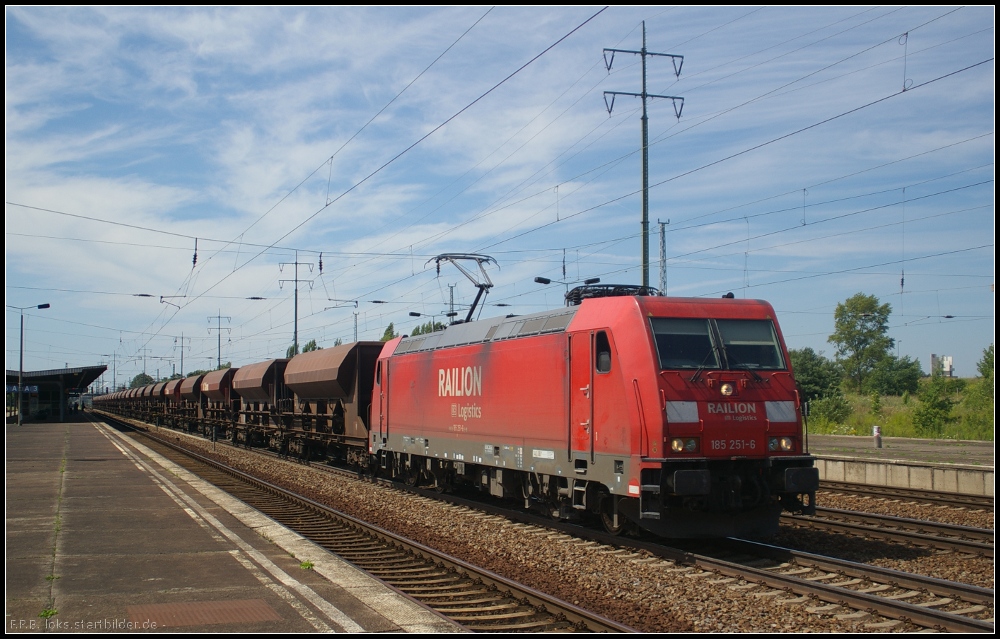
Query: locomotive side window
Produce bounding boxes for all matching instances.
[650,318,718,369]
[595,331,612,373]
[716,319,785,370]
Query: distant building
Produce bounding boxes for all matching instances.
[930,354,954,377]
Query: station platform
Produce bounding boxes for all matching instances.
[806,434,994,498]
[5,417,462,633]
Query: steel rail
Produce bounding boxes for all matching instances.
[98,411,993,633]
[403,477,996,632]
[622,538,995,633]
[723,538,995,606]
[783,508,994,557]
[104,414,635,633]
[812,507,994,544]
[820,480,994,510]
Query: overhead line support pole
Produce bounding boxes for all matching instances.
[659,219,669,295]
[207,312,231,369]
[603,21,684,288]
[279,250,314,356]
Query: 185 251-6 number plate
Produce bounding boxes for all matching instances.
[709,439,756,451]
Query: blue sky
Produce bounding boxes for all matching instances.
[5,6,994,388]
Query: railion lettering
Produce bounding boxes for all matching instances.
[706,402,757,415]
[438,366,482,397]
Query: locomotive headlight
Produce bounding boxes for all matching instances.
[768,436,794,452]
[671,438,699,453]
[720,383,734,396]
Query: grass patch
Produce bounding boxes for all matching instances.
[299,561,314,570]
[39,608,58,619]
[806,386,993,441]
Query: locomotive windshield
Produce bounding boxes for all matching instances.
[651,318,785,371]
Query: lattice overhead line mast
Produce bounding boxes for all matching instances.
[603,21,684,289]
[279,250,315,356]
[207,312,231,370]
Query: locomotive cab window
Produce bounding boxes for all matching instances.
[650,318,786,371]
[716,319,785,370]
[595,331,612,373]
[650,318,718,369]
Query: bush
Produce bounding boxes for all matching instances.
[870,392,882,416]
[808,393,851,425]
[804,350,991,441]
[956,346,994,441]
[912,371,955,437]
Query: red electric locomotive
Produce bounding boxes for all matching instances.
[371,286,817,538]
[93,279,817,539]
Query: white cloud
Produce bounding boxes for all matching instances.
[5,6,993,376]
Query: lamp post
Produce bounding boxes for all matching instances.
[534,276,600,305]
[9,303,50,426]
[100,354,117,394]
[324,300,359,343]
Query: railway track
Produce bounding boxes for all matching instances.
[396,469,997,632]
[445,495,997,632]
[710,538,995,631]
[105,414,995,633]
[820,480,994,511]
[782,507,994,557]
[111,417,635,633]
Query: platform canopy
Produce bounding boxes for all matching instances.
[6,365,107,393]
[6,365,107,423]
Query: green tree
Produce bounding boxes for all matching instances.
[976,343,994,380]
[829,293,894,392]
[864,355,922,396]
[380,323,398,342]
[302,339,320,352]
[333,338,343,347]
[288,339,320,357]
[411,320,445,336]
[129,373,154,388]
[789,348,841,404]
[961,344,995,440]
[913,361,955,437]
[188,362,230,376]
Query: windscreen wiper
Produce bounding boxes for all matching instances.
[723,349,765,383]
[689,348,720,383]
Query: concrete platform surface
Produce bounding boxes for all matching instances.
[806,434,994,497]
[6,418,462,633]
[807,434,994,467]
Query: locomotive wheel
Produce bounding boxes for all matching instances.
[432,478,448,494]
[599,492,625,536]
[403,465,420,487]
[428,468,451,493]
